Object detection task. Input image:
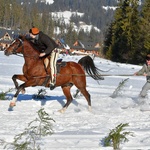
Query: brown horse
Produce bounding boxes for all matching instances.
[4,36,103,112]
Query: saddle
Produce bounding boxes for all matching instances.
[56,58,66,73]
[42,58,66,86]
[44,58,66,73]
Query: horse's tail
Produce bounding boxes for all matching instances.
[78,55,104,80]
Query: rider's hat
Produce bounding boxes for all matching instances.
[29,27,39,35]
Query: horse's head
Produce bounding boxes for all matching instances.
[4,37,23,56]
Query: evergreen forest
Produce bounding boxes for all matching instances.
[103,0,150,64]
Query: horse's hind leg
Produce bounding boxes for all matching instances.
[78,88,91,111]
[59,85,73,113]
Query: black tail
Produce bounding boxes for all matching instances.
[78,55,104,80]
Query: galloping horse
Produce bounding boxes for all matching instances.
[4,36,103,112]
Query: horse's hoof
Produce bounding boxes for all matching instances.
[50,84,55,90]
[88,106,92,112]
[58,109,64,113]
[9,102,16,107]
[58,108,66,113]
[8,107,14,111]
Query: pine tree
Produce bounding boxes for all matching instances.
[103,0,141,64]
[65,22,78,46]
[138,0,150,60]
[103,23,113,59]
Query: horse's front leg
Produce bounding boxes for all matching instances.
[10,79,36,108]
[10,83,26,108]
[12,74,27,94]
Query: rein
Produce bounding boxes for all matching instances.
[13,39,39,59]
[13,53,24,57]
[14,52,39,59]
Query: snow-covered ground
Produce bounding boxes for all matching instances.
[0,51,150,150]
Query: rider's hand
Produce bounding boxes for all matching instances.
[39,53,46,57]
[143,73,147,76]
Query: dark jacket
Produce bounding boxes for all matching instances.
[34,31,58,55]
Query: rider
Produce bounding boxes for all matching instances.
[29,27,59,90]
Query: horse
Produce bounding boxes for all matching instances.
[4,35,104,113]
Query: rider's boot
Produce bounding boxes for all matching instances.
[50,83,55,90]
[49,75,56,90]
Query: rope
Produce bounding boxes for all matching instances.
[22,74,134,80]
[12,53,135,78]
[100,74,134,76]
[57,73,135,77]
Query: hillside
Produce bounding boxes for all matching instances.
[15,0,119,40]
[0,0,146,47]
[48,0,118,30]
[14,0,145,41]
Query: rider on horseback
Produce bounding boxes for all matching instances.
[29,27,59,90]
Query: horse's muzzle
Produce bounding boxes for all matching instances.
[4,50,11,56]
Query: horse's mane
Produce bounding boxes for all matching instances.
[18,35,41,53]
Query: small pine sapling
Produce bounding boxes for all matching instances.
[103,123,133,150]
[110,78,129,98]
[33,88,47,99]
[0,88,13,100]
[1,108,55,150]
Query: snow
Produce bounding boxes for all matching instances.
[52,11,93,33]
[45,0,54,5]
[102,6,117,11]
[51,11,100,33]
[36,0,54,5]
[0,51,150,149]
[52,11,84,23]
[52,11,84,25]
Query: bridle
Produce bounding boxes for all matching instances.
[11,38,24,55]
[10,38,39,59]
